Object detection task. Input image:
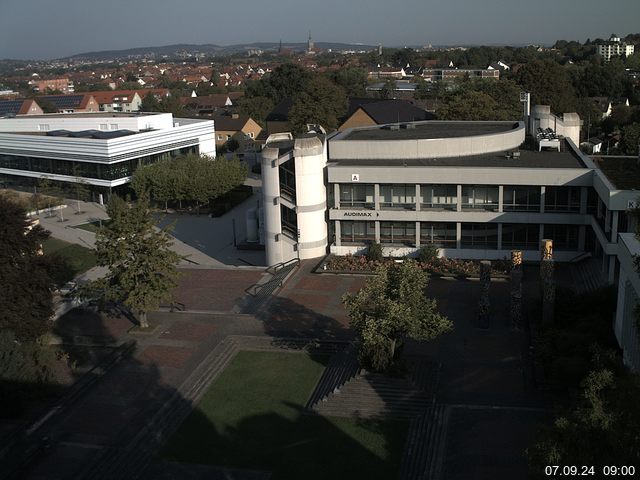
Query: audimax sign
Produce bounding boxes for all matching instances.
[342,211,379,217]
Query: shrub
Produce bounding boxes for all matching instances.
[366,242,384,262]
[418,244,440,263]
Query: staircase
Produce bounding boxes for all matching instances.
[568,257,606,294]
[313,371,433,418]
[399,404,450,480]
[305,344,360,409]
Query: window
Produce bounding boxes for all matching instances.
[380,184,416,209]
[100,124,108,130]
[544,224,579,250]
[341,221,375,244]
[279,158,296,202]
[502,224,539,250]
[38,124,50,131]
[462,185,499,210]
[281,205,297,240]
[339,184,374,209]
[420,222,456,247]
[380,222,416,245]
[109,124,118,130]
[503,186,541,212]
[544,186,580,213]
[461,223,498,249]
[421,185,457,210]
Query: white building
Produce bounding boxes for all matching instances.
[597,34,635,61]
[0,112,215,197]
[259,111,640,370]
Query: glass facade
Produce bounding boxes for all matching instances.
[278,158,296,202]
[544,224,579,250]
[461,223,498,249]
[420,222,457,247]
[0,146,198,182]
[341,221,375,244]
[340,184,374,209]
[280,205,297,240]
[380,184,416,209]
[421,185,457,210]
[503,186,541,212]
[462,185,499,211]
[544,186,580,212]
[380,221,415,245]
[502,224,539,250]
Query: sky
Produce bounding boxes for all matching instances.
[0,0,639,60]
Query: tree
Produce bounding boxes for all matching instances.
[331,66,368,97]
[85,194,181,328]
[288,76,347,133]
[437,79,522,121]
[0,196,54,340]
[620,123,640,155]
[378,78,396,99]
[264,63,312,103]
[343,261,452,372]
[237,96,274,127]
[36,98,58,113]
[139,92,161,112]
[514,59,577,113]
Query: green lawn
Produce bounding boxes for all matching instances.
[73,219,111,233]
[161,351,408,480]
[42,238,97,283]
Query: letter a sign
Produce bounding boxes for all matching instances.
[351,174,360,182]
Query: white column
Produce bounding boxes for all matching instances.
[374,184,380,210]
[498,185,504,213]
[540,186,546,213]
[262,147,283,266]
[415,184,421,212]
[335,220,341,246]
[456,185,462,212]
[415,221,421,247]
[456,222,462,249]
[334,183,341,209]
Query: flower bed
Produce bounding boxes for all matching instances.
[321,254,510,277]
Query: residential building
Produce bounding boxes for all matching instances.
[0,99,43,116]
[0,112,215,199]
[37,94,99,113]
[33,78,75,94]
[213,114,262,150]
[92,90,143,112]
[338,98,434,132]
[597,34,635,61]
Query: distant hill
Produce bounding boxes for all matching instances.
[63,42,381,61]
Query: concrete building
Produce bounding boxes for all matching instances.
[92,90,143,113]
[260,113,640,370]
[597,34,635,61]
[0,112,215,198]
[33,78,74,94]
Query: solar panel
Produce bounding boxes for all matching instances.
[91,130,135,139]
[46,130,72,137]
[40,95,84,109]
[0,100,23,115]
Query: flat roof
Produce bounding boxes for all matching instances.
[593,156,640,190]
[340,121,519,141]
[1,112,159,119]
[330,141,586,169]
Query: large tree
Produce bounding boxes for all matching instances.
[342,261,452,372]
[86,194,181,328]
[0,196,55,340]
[288,76,347,133]
[514,59,577,113]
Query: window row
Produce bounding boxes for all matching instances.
[336,184,582,213]
[0,146,198,181]
[339,221,580,250]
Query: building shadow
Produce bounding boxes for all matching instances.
[254,296,353,341]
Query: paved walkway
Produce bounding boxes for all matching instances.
[35,198,241,274]
[7,260,549,480]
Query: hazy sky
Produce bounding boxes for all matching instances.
[1,0,639,60]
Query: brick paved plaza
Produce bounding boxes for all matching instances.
[9,263,547,480]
